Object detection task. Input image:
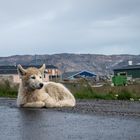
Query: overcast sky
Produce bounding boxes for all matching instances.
[0,0,140,56]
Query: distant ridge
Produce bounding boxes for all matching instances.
[0,53,139,75]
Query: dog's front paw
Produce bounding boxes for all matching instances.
[45,102,62,108]
[39,101,45,107]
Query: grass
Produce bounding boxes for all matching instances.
[73,87,140,101]
[0,80,18,98]
[0,79,140,100]
[117,90,132,100]
[63,79,140,101]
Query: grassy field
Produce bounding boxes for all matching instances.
[64,80,140,101]
[0,81,18,98]
[0,80,140,101]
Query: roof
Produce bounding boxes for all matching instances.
[22,65,58,69]
[0,66,17,74]
[0,69,17,74]
[114,65,140,71]
[0,65,58,74]
[62,70,96,79]
[62,71,80,79]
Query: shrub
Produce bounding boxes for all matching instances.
[74,90,95,99]
[117,89,132,100]
[0,80,18,98]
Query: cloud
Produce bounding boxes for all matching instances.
[0,0,140,56]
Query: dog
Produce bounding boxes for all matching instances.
[17,64,76,108]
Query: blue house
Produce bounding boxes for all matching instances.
[62,70,96,80]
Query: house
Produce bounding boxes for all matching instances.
[22,65,61,80]
[113,65,140,78]
[0,65,61,83]
[46,65,61,79]
[0,66,19,83]
[62,70,97,81]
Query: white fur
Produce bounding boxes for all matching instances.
[17,64,76,108]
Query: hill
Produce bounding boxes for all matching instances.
[0,54,140,75]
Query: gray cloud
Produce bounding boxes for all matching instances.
[0,0,140,56]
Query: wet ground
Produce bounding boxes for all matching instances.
[0,98,140,140]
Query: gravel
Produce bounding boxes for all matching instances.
[0,98,140,118]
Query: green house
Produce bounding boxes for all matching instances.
[113,65,140,78]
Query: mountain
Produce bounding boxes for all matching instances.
[0,54,140,75]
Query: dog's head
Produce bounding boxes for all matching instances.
[17,64,46,90]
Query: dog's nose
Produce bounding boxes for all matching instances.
[39,83,43,88]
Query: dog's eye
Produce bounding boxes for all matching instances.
[31,76,35,79]
[40,76,42,79]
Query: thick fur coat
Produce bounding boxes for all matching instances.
[17,64,76,108]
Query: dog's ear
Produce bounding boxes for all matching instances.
[39,64,46,74]
[17,64,27,77]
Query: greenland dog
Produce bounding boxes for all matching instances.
[17,64,76,108]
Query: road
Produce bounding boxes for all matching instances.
[0,98,140,140]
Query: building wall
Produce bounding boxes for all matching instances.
[44,74,49,82]
[47,68,61,76]
[0,74,50,84]
[0,67,61,83]
[0,75,13,83]
[13,74,21,83]
[114,69,140,78]
[126,69,140,78]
